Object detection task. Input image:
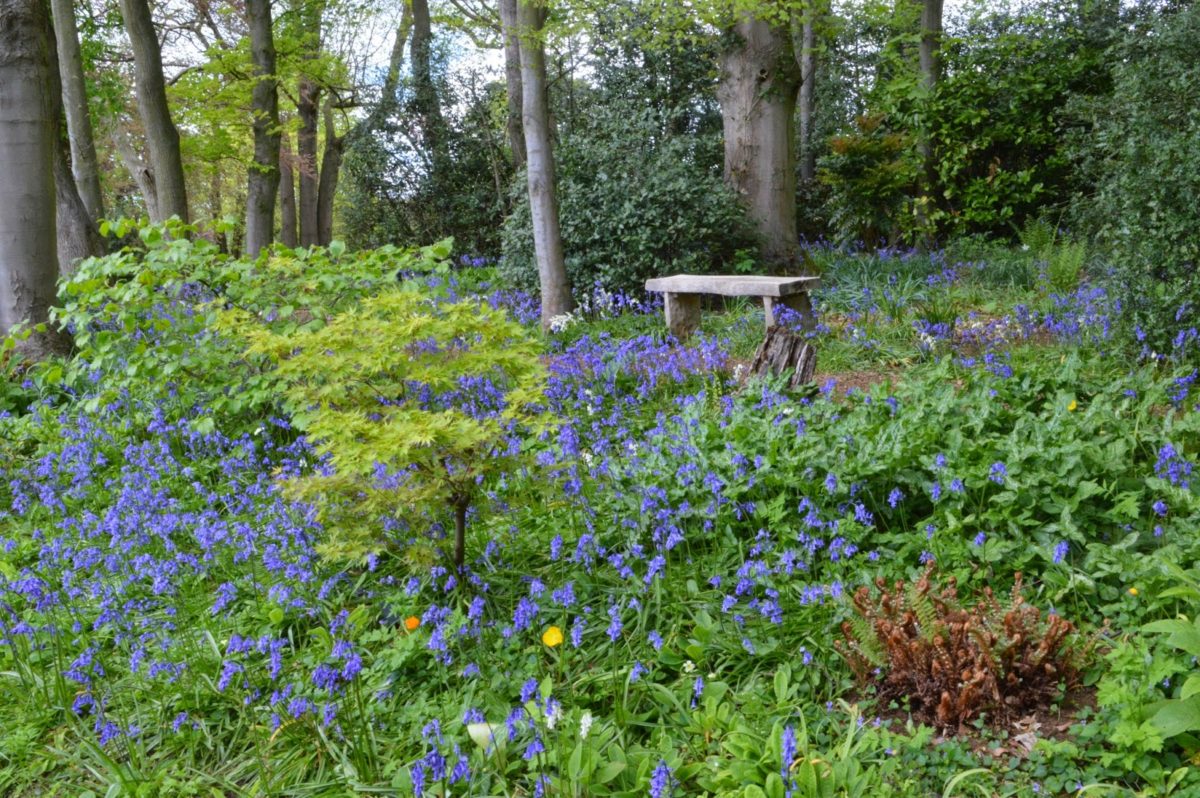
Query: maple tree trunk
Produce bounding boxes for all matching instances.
[119,0,188,223]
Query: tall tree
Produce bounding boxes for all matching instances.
[918,0,943,91]
[0,0,67,356]
[280,137,298,247]
[798,1,827,183]
[717,9,803,270]
[411,0,447,177]
[119,0,189,222]
[316,101,343,245]
[513,0,572,325]
[244,0,282,257]
[292,0,326,246]
[49,0,103,222]
[498,0,526,168]
[45,5,101,272]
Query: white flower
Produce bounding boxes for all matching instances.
[579,711,594,739]
[547,703,564,730]
[682,660,696,674]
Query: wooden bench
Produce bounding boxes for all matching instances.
[644,274,821,339]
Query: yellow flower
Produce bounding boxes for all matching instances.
[542,625,564,648]
[1129,587,1139,597]
[404,616,421,632]
[1067,399,1078,412]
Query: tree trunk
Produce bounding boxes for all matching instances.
[514,0,572,326]
[113,128,160,222]
[44,2,100,273]
[279,135,298,247]
[498,0,526,169]
[55,140,101,272]
[750,327,817,389]
[119,0,188,223]
[0,0,68,356]
[49,0,103,223]
[316,101,342,246]
[297,77,320,246]
[798,4,822,184]
[918,0,944,92]
[243,0,281,257]
[718,13,803,271]
[211,168,228,253]
[410,0,446,176]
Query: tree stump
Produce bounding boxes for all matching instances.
[750,325,817,390]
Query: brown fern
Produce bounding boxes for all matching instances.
[835,564,1087,731]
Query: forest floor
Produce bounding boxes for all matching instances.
[1,237,1197,797]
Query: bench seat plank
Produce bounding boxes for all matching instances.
[645,274,820,298]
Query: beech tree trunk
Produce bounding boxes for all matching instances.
[119,0,188,223]
[798,4,823,184]
[0,0,67,356]
[279,135,298,247]
[514,0,572,326]
[243,0,281,257]
[919,0,944,92]
[410,0,446,177]
[316,101,342,246]
[113,129,159,222]
[498,0,526,169]
[49,0,103,222]
[297,77,320,246]
[718,13,803,271]
[44,6,100,272]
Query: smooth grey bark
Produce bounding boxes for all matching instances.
[49,0,103,222]
[279,135,298,247]
[718,13,803,270]
[0,0,68,356]
[113,128,160,222]
[498,0,525,169]
[243,0,281,257]
[919,0,944,91]
[297,77,320,246]
[316,101,342,246]
[798,4,821,184]
[55,141,101,272]
[514,0,572,326]
[119,0,188,222]
[45,5,101,272]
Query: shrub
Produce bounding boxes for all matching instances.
[225,288,549,565]
[837,565,1086,730]
[500,106,756,294]
[1079,5,1200,360]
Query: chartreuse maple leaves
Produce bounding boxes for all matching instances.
[231,288,549,564]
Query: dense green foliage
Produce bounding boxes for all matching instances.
[501,106,756,294]
[3,230,1200,795]
[1081,4,1200,360]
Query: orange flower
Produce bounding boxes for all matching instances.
[541,625,564,648]
[405,616,421,631]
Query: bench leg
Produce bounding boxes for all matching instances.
[664,292,702,340]
[763,293,816,332]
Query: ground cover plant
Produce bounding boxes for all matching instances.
[2,225,1200,797]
